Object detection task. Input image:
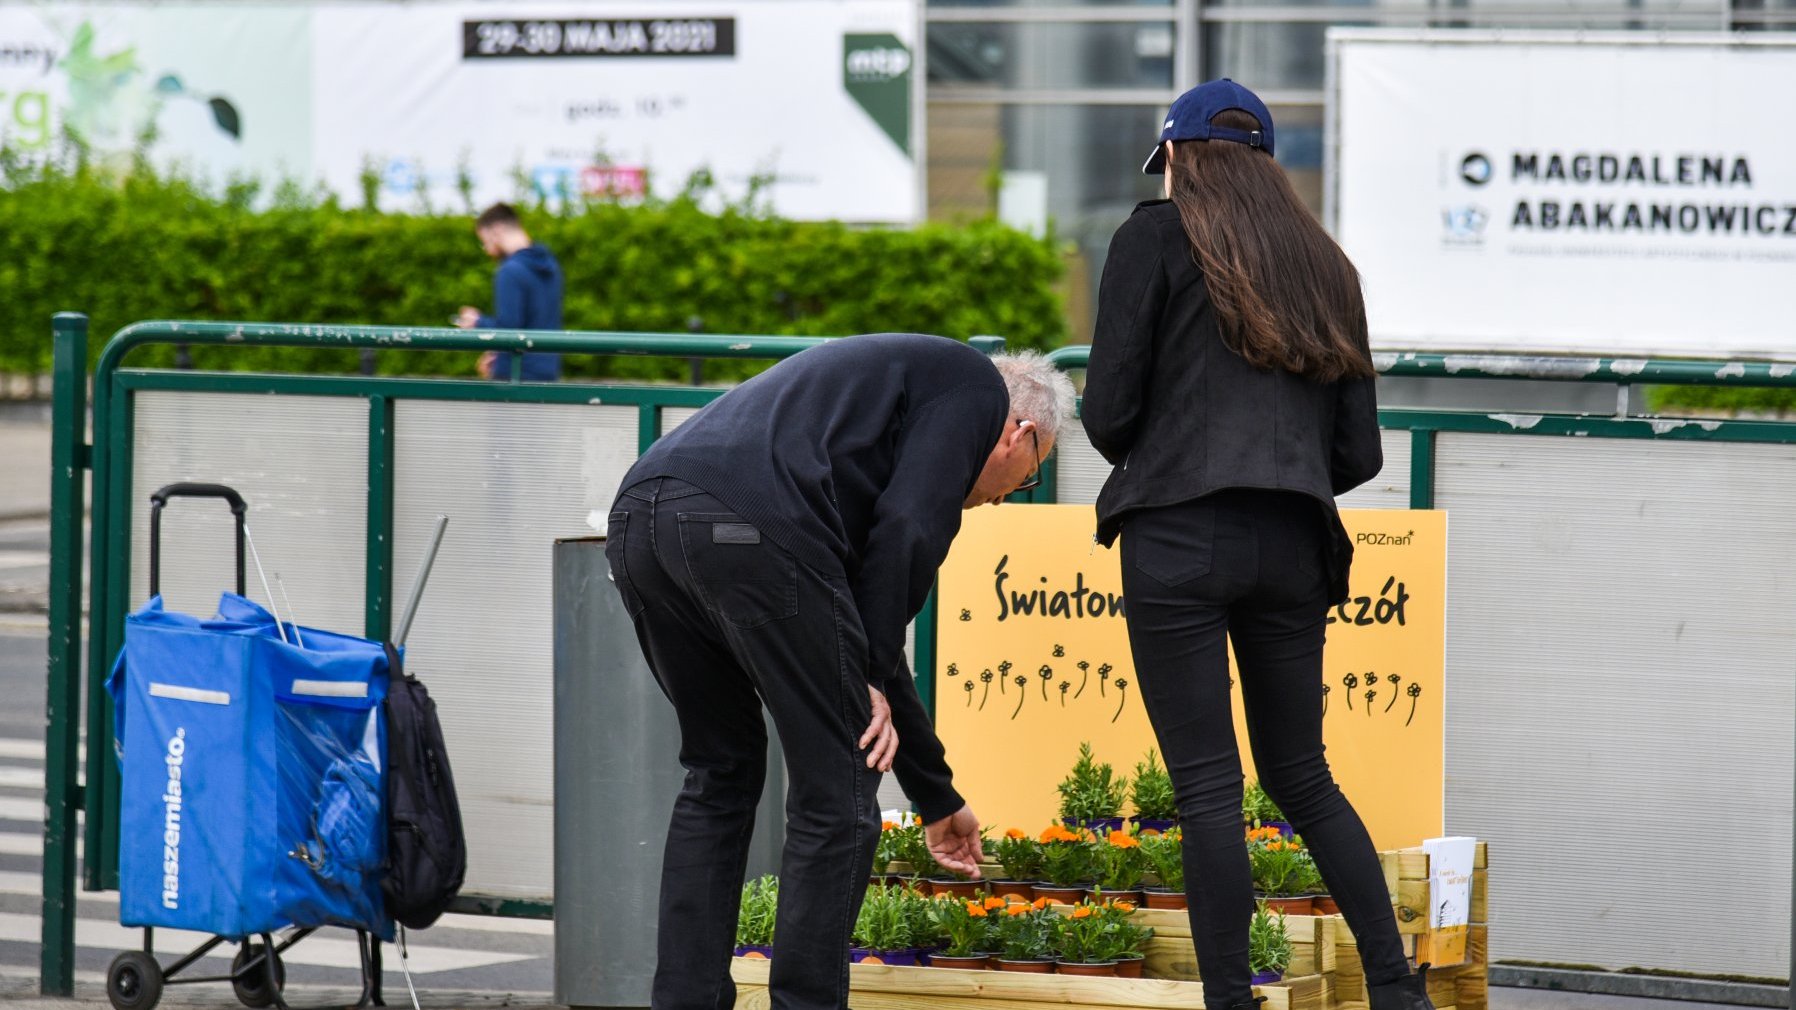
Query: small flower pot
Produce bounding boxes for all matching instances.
[869,872,902,889]
[1251,970,1285,986]
[1260,895,1314,915]
[1064,816,1126,833]
[1032,884,1089,904]
[928,878,985,899]
[1312,894,1341,915]
[995,958,1057,973]
[1143,887,1188,910]
[1132,816,1178,835]
[989,880,1037,903]
[929,953,994,969]
[1115,954,1146,978]
[733,944,774,959]
[852,947,924,966]
[1056,961,1120,977]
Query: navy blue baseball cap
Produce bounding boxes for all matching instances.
[1142,78,1275,174]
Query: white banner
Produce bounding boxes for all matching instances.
[0,1,917,222]
[1328,31,1796,360]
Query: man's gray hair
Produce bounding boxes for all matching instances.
[990,350,1077,443]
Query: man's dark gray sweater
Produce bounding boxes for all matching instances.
[616,333,1008,822]
[619,332,1008,686]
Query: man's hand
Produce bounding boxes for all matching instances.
[926,805,983,880]
[455,306,481,329]
[476,351,498,380]
[858,685,898,772]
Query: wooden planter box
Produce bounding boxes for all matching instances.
[732,957,1327,1010]
[836,843,1490,1010]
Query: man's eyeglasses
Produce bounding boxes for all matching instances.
[1016,423,1043,493]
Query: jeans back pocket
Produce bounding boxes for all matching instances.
[677,514,799,629]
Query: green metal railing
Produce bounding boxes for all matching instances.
[42,316,1796,995]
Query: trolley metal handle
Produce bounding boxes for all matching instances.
[148,483,248,598]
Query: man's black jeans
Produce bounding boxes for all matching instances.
[607,478,880,1010]
[1120,489,1411,1008]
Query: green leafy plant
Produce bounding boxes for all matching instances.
[993,903,1054,961]
[890,820,943,880]
[1141,828,1185,892]
[1131,750,1178,821]
[903,886,944,948]
[0,153,1069,381]
[873,817,908,875]
[852,885,913,952]
[1095,827,1148,892]
[1101,902,1154,958]
[1057,743,1129,823]
[1039,824,1095,887]
[992,828,1045,881]
[1243,780,1285,826]
[933,896,1002,956]
[736,875,778,947]
[1249,901,1293,977]
[1250,837,1314,897]
[1050,903,1115,964]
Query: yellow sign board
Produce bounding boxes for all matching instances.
[934,505,1446,850]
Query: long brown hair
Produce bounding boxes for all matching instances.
[1168,110,1375,382]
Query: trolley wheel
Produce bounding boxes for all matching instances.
[232,941,286,1008]
[107,950,164,1010]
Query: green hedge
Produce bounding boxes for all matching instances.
[0,162,1068,382]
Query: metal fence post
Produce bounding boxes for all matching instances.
[42,312,88,995]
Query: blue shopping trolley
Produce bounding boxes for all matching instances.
[105,484,392,1010]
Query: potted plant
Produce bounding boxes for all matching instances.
[990,828,1044,903]
[1130,750,1178,834]
[1249,836,1315,915]
[872,818,906,887]
[851,885,924,965]
[1095,828,1148,906]
[734,875,778,959]
[1141,828,1187,910]
[1249,900,1293,985]
[1034,824,1094,903]
[1050,903,1118,977]
[1101,902,1154,979]
[992,900,1057,973]
[930,896,1002,969]
[1243,779,1292,837]
[909,888,950,961]
[1057,742,1129,832]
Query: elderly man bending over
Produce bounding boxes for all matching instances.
[605,333,1075,1009]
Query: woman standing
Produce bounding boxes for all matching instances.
[1081,79,1428,1010]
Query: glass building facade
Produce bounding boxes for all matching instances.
[921,0,1796,337]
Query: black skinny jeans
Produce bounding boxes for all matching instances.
[1119,489,1410,1007]
[607,478,881,1010]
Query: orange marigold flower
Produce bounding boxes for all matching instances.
[882,820,898,831]
[1032,897,1050,910]
[1071,905,1094,919]
[1005,828,1026,840]
[1112,900,1137,912]
[985,897,1008,910]
[1107,831,1140,849]
[968,904,988,918]
[1007,904,1030,917]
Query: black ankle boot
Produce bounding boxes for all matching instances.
[1225,997,1268,1010]
[1368,964,1435,1010]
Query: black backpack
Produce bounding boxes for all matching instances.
[381,644,467,929]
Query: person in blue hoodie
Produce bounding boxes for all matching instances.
[456,203,565,381]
